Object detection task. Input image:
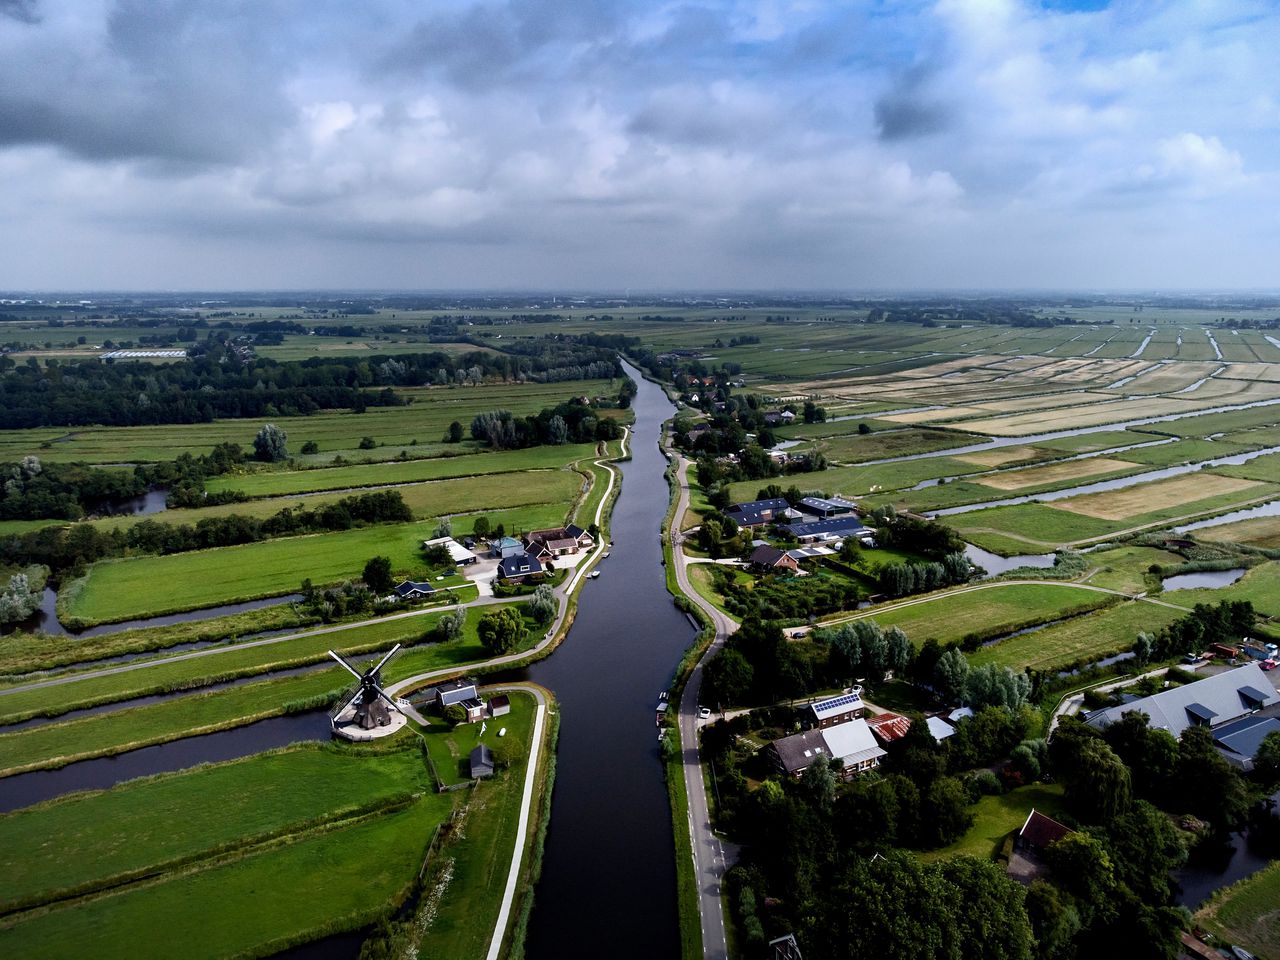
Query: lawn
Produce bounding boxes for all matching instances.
[918,783,1066,863]
[1196,860,1280,960]
[64,508,563,624]
[0,741,432,913]
[0,795,451,959]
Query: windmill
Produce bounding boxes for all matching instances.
[329,644,402,732]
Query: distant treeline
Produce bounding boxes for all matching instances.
[0,338,623,429]
[0,490,413,571]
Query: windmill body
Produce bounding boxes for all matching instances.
[328,644,409,741]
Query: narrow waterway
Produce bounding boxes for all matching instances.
[511,362,696,958]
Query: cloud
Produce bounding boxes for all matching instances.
[0,0,1278,290]
[0,0,39,23]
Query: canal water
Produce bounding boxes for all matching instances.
[512,362,696,959]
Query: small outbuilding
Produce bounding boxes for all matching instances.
[488,694,512,718]
[470,744,495,779]
[394,580,435,600]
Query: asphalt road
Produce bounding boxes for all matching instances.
[670,454,736,960]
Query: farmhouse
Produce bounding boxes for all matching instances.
[1087,663,1279,740]
[470,744,495,779]
[1007,809,1074,885]
[498,552,545,582]
[809,691,866,729]
[422,536,479,566]
[749,544,801,574]
[525,524,594,558]
[725,497,796,527]
[767,717,886,779]
[424,679,483,714]
[394,580,435,600]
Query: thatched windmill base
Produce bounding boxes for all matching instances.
[331,703,409,742]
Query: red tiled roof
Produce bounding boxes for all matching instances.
[867,712,912,743]
[1018,809,1072,850]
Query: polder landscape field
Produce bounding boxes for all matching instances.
[0,301,630,959]
[4,294,1280,960]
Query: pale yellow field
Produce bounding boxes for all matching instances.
[1198,514,1280,548]
[1218,362,1280,383]
[879,406,991,424]
[979,457,1138,492]
[969,391,1114,414]
[1050,474,1262,520]
[956,445,1042,467]
[1114,362,1219,394]
[960,396,1207,436]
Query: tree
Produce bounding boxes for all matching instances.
[253,423,288,462]
[478,607,527,655]
[1255,730,1280,786]
[703,647,754,705]
[443,703,467,726]
[358,435,377,450]
[300,440,320,455]
[529,584,556,624]
[1105,800,1187,903]
[362,556,394,593]
[1046,832,1116,928]
[434,517,452,538]
[921,776,974,847]
[1063,738,1132,823]
[800,754,836,809]
[934,647,970,703]
[1177,725,1250,829]
[547,414,569,445]
[472,515,491,538]
[1025,880,1082,960]
[446,420,464,443]
[437,607,465,641]
[0,572,41,624]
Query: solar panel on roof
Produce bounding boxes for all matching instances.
[813,693,863,714]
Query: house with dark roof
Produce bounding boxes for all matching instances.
[525,525,594,558]
[750,544,801,574]
[488,694,512,718]
[782,516,870,543]
[394,580,435,600]
[767,728,829,779]
[767,718,885,779]
[470,744,495,778]
[1007,809,1074,886]
[1086,663,1280,739]
[424,679,479,710]
[725,497,794,527]
[498,552,544,582]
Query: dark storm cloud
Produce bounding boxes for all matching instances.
[0,0,294,164]
[874,67,953,141]
[0,0,39,24]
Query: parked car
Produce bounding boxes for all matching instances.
[698,706,711,720]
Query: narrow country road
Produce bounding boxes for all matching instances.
[670,454,736,960]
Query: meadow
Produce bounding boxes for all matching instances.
[1196,860,1280,960]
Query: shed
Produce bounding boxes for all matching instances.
[470,744,495,779]
[925,715,957,741]
[488,695,512,718]
[867,712,912,744]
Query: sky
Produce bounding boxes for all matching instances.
[1,0,1278,292]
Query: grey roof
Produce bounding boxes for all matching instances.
[750,544,795,568]
[1087,663,1280,738]
[783,516,869,539]
[799,495,857,516]
[498,553,543,579]
[726,497,792,526]
[434,680,479,706]
[470,744,494,777]
[820,718,886,768]
[770,728,828,775]
[1213,715,1280,760]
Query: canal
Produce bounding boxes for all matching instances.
[512,362,696,959]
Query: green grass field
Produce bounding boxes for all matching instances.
[0,795,449,959]
[834,584,1117,647]
[0,380,617,464]
[967,600,1183,671]
[1196,860,1280,960]
[63,509,560,624]
[204,442,597,498]
[0,741,432,913]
